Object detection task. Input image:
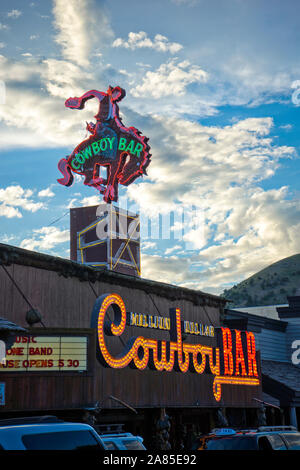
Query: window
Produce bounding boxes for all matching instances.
[103,440,118,450]
[281,434,300,450]
[22,430,102,450]
[122,439,145,450]
[207,437,257,450]
[262,435,287,450]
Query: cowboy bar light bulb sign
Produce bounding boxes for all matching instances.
[57,86,151,203]
[91,293,260,402]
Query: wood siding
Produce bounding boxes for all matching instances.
[286,318,300,367]
[0,257,261,411]
[255,329,289,362]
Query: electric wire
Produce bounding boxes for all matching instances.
[1,264,46,327]
[46,210,69,227]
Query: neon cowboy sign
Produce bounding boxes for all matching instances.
[57,86,151,203]
[91,293,260,402]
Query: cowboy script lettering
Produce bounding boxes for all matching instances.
[91,293,260,402]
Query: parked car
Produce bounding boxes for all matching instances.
[0,415,105,450]
[94,423,146,450]
[100,432,146,450]
[0,416,146,451]
[197,426,300,450]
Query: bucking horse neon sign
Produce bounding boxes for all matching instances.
[57,86,151,203]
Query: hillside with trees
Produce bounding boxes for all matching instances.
[222,254,300,307]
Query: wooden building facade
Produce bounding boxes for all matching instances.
[0,243,263,447]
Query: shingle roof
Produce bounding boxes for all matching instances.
[261,392,280,407]
[262,360,300,392]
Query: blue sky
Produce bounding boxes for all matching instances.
[0,0,300,294]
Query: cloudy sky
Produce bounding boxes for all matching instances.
[0,0,300,295]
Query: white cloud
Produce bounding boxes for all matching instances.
[131,59,208,98]
[142,241,157,251]
[280,124,293,130]
[67,198,79,209]
[141,253,191,285]
[170,0,198,4]
[136,62,151,68]
[113,31,183,54]
[20,226,69,252]
[52,0,113,67]
[0,185,44,218]
[165,245,182,255]
[126,114,298,293]
[80,195,101,206]
[0,205,22,219]
[0,24,9,31]
[0,55,96,149]
[30,35,39,40]
[0,0,115,151]
[42,58,93,99]
[38,188,55,198]
[1,234,16,244]
[7,10,22,18]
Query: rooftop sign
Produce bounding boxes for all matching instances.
[57,86,151,203]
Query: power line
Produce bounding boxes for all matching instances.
[201,304,216,328]
[46,210,69,228]
[1,264,46,327]
[147,291,163,318]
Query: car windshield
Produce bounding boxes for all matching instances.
[281,434,300,450]
[22,430,102,450]
[207,436,257,450]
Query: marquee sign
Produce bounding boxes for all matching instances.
[57,86,151,203]
[91,293,260,402]
[0,335,88,372]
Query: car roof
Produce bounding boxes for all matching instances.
[254,431,300,436]
[210,430,300,439]
[0,422,96,432]
[0,421,104,450]
[207,426,299,438]
[102,434,143,443]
